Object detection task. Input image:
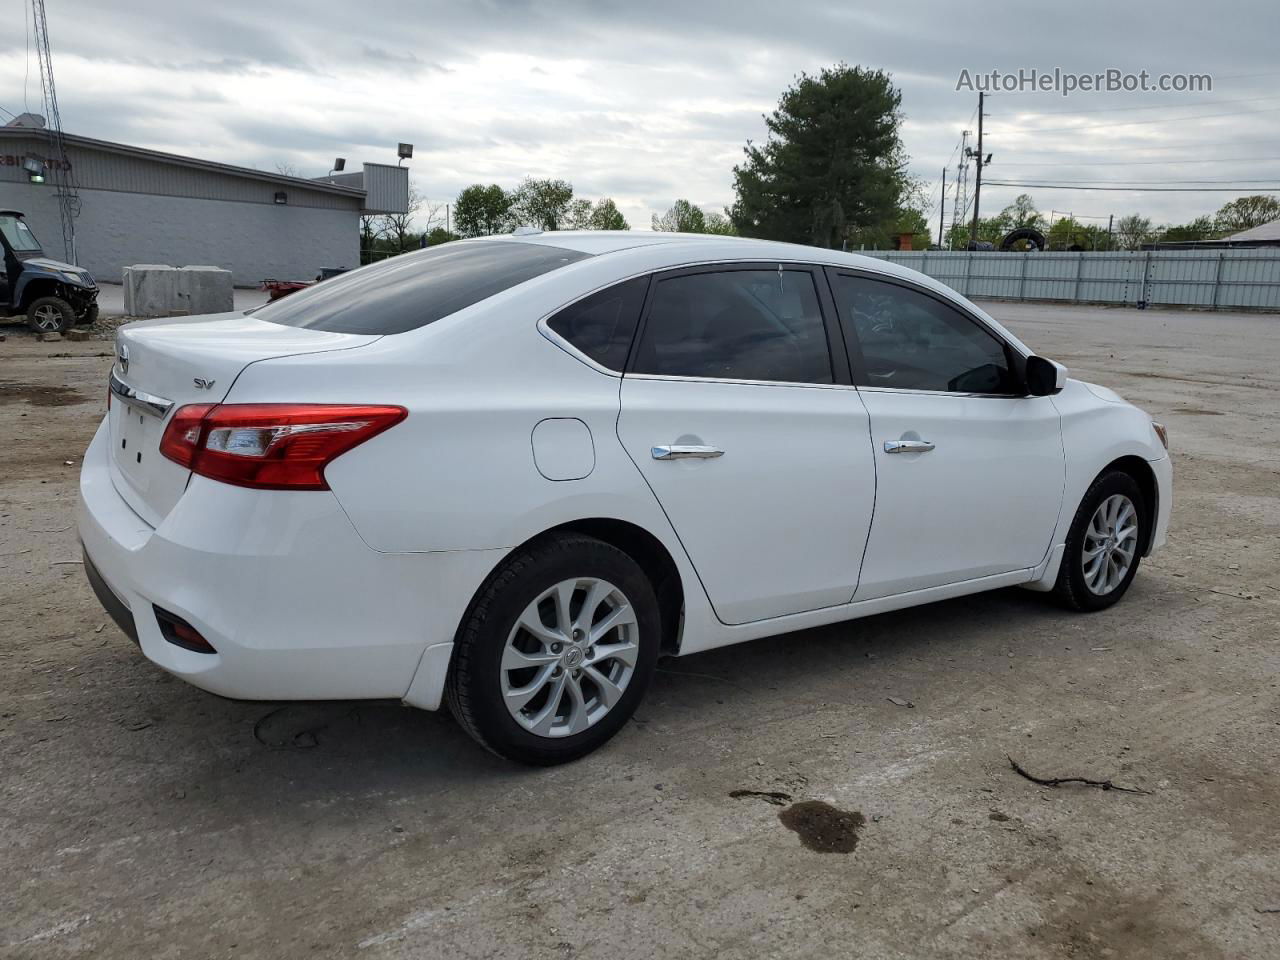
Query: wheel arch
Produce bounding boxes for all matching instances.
[486,518,686,656]
[1098,455,1158,556]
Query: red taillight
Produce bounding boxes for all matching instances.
[159,403,406,490]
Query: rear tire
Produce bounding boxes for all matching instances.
[1053,470,1147,612]
[27,296,75,334]
[445,534,660,765]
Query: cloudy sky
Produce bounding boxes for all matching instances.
[3,0,1278,235]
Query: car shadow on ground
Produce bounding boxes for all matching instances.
[128,583,1085,814]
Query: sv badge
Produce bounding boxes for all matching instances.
[193,378,217,390]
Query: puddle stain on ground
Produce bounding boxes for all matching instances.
[0,382,89,407]
[778,800,866,854]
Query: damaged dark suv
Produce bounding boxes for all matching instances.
[0,210,99,333]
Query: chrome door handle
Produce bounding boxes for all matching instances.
[651,444,724,460]
[884,439,935,454]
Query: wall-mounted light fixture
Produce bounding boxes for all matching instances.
[274,191,288,204]
[22,156,46,183]
[328,157,346,176]
[397,142,413,166]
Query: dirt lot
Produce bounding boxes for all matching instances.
[2,302,1278,959]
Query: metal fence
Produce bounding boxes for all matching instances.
[861,249,1280,311]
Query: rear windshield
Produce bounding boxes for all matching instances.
[254,240,590,334]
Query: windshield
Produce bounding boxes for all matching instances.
[0,215,43,253]
[254,240,591,334]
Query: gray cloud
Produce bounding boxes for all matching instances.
[3,0,1278,229]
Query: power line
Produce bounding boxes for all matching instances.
[987,105,1280,135]
[985,180,1280,193]
[996,94,1280,116]
[998,155,1280,167]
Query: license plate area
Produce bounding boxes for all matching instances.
[110,399,166,492]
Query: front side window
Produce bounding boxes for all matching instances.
[547,276,647,371]
[255,240,590,335]
[833,274,1017,394]
[0,215,42,253]
[630,269,833,384]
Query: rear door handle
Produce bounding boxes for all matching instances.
[884,439,935,454]
[652,444,724,460]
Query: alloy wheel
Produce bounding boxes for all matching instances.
[500,577,639,738]
[1082,493,1139,595]
[32,305,63,332]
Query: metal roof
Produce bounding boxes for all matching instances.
[0,127,365,199]
[1224,218,1280,243]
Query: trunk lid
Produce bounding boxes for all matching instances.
[108,312,379,526]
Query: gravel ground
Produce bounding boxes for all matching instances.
[1,302,1278,959]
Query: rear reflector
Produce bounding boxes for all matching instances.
[153,606,217,654]
[160,403,406,490]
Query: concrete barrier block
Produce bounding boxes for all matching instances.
[177,266,234,315]
[122,264,178,317]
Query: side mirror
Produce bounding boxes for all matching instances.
[1025,355,1068,396]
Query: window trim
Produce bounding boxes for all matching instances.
[623,262,851,388]
[537,272,654,376]
[823,266,1032,399]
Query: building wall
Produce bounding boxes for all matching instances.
[0,179,359,285]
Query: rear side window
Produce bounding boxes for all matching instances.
[630,269,833,384]
[833,274,1018,394]
[546,276,648,371]
[255,240,590,334]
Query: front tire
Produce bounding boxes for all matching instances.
[445,534,661,765]
[27,296,76,334]
[1053,470,1147,612]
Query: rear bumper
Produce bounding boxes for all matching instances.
[77,418,502,704]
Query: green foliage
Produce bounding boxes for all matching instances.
[701,211,736,236]
[512,177,575,230]
[652,200,736,235]
[454,184,513,238]
[729,63,908,248]
[587,198,630,231]
[1114,214,1153,250]
[1157,216,1218,243]
[1001,194,1045,231]
[1214,194,1280,234]
[424,227,458,246]
[652,199,707,232]
[566,197,630,230]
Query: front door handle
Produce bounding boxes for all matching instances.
[884,439,935,454]
[652,444,724,460]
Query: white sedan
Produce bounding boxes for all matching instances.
[78,232,1171,764]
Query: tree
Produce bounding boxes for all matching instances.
[587,197,629,230]
[1001,194,1045,231]
[423,226,457,246]
[701,211,736,236]
[454,184,513,237]
[1214,194,1280,233]
[1114,214,1153,250]
[512,177,575,230]
[376,189,445,255]
[728,63,909,248]
[1158,215,1218,244]
[652,199,707,232]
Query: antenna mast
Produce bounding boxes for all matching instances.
[31,0,80,263]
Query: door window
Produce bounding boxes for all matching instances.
[833,275,1018,394]
[630,269,833,384]
[546,276,647,371]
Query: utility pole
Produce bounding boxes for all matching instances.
[937,167,946,248]
[1106,213,1114,251]
[968,91,984,248]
